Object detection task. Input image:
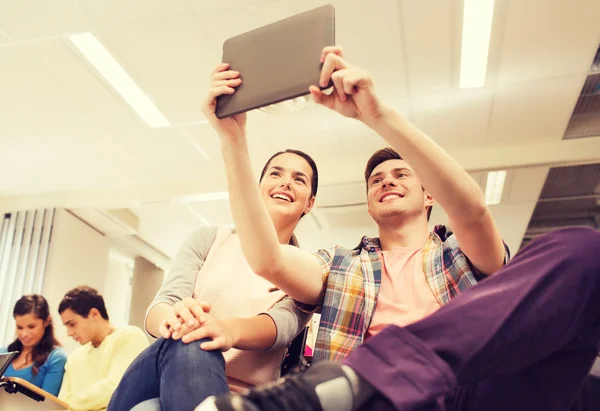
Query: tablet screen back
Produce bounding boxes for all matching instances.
[0,351,18,377]
[215,5,335,119]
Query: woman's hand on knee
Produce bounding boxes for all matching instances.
[165,299,212,340]
[181,313,239,352]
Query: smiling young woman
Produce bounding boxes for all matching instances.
[1,295,66,396]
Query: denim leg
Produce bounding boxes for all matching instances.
[157,338,229,410]
[108,337,229,411]
[108,338,163,410]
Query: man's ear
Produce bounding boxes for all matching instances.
[89,308,100,319]
[424,191,435,208]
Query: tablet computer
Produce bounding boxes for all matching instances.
[0,351,18,377]
[215,4,335,119]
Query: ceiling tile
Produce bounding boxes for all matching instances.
[80,0,188,26]
[0,133,149,194]
[497,0,600,84]
[191,0,296,51]
[0,0,92,41]
[184,0,277,13]
[327,0,408,100]
[132,202,203,257]
[411,88,494,147]
[0,29,10,45]
[23,38,145,134]
[488,75,586,144]
[0,46,108,142]
[401,0,455,96]
[114,128,213,182]
[505,167,549,203]
[99,14,218,126]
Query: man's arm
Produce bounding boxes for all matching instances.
[57,361,72,404]
[312,47,506,275]
[59,329,148,411]
[370,109,505,274]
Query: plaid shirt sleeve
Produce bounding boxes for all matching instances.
[447,234,511,281]
[293,246,337,313]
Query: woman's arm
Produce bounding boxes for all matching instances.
[202,65,324,304]
[182,297,312,352]
[40,348,67,396]
[145,227,216,338]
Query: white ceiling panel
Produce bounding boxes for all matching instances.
[0,29,10,46]
[0,46,107,141]
[80,0,188,26]
[191,0,296,51]
[22,38,145,134]
[411,88,494,147]
[497,0,600,84]
[113,128,213,182]
[0,133,148,194]
[400,0,456,96]
[184,0,278,13]
[132,202,204,257]
[488,75,586,144]
[327,0,408,100]
[505,167,549,204]
[98,14,218,126]
[0,0,92,42]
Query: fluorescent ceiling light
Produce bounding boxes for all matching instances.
[178,191,229,203]
[459,0,495,89]
[68,32,170,128]
[485,170,506,205]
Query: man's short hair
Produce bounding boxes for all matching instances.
[364,147,433,221]
[58,286,109,320]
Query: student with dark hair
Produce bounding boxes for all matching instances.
[0,294,66,396]
[107,141,318,410]
[198,46,600,411]
[57,286,148,411]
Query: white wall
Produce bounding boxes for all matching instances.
[42,209,112,353]
[129,257,164,339]
[105,253,134,328]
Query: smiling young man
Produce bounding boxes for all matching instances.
[57,286,148,411]
[197,46,600,411]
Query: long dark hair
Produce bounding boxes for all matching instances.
[8,295,61,376]
[259,149,319,247]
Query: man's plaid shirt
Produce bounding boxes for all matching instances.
[297,225,510,362]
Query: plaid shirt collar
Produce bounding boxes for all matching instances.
[311,224,492,362]
[354,224,452,252]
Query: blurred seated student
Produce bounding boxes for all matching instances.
[0,294,66,396]
[57,286,148,411]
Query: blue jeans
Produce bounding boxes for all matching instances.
[107,337,229,411]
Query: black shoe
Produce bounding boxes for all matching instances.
[195,361,354,411]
